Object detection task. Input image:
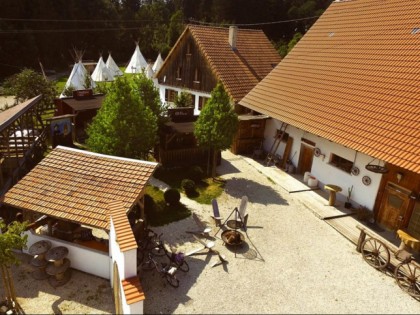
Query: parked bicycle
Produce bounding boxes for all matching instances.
[141,252,180,288]
[136,228,165,263]
[153,233,190,272]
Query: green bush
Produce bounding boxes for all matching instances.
[188,165,204,183]
[164,188,181,205]
[181,178,195,193]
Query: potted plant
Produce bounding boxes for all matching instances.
[168,90,194,122]
[344,185,353,209]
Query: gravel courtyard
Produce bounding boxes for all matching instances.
[142,151,420,314]
[1,150,420,314]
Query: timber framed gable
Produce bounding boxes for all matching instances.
[157,32,217,93]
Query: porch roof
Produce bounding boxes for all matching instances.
[1,146,158,230]
[61,94,105,111]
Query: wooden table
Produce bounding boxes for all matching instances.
[324,184,342,206]
[28,240,52,280]
[45,246,71,287]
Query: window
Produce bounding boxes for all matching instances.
[407,202,420,239]
[165,89,177,103]
[198,96,209,111]
[194,68,201,83]
[176,66,182,80]
[329,154,353,173]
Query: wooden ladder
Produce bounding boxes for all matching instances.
[265,123,288,166]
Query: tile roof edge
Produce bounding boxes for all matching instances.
[55,146,159,166]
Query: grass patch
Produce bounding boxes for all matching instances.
[145,185,191,227]
[153,166,225,204]
[188,178,225,204]
[55,75,68,95]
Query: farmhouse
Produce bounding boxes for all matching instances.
[239,0,420,240]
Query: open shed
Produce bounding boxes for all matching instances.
[0,145,159,313]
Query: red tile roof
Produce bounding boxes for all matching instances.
[122,276,145,304]
[109,200,137,252]
[240,0,420,173]
[161,24,281,103]
[1,146,158,229]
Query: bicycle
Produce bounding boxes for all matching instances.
[136,228,165,263]
[153,233,190,272]
[141,252,180,288]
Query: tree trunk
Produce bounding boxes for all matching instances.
[1,265,12,305]
[211,149,217,178]
[206,149,211,177]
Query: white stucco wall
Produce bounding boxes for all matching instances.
[109,217,143,314]
[264,119,383,210]
[24,230,110,279]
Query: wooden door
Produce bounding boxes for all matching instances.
[297,144,314,175]
[113,262,123,314]
[377,182,411,231]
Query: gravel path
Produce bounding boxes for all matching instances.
[142,150,420,314]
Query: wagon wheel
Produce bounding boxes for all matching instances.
[394,262,420,298]
[361,238,390,270]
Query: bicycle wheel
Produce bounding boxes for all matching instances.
[394,262,420,298]
[361,238,390,270]
[141,260,155,271]
[177,260,189,272]
[165,273,179,288]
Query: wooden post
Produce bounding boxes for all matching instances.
[356,229,366,252]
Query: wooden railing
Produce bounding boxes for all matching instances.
[159,147,209,167]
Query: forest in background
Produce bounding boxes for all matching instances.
[0,0,332,82]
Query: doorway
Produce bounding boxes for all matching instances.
[377,182,412,232]
[297,143,314,175]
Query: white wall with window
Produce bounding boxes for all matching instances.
[264,119,383,210]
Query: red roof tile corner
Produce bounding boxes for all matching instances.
[122,276,145,304]
[240,0,420,173]
[109,200,137,252]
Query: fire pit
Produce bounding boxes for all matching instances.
[221,230,245,246]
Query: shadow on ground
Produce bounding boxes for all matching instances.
[141,254,210,314]
[224,177,288,206]
[0,252,114,314]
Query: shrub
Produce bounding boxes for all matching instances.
[188,165,204,183]
[181,179,195,193]
[164,188,181,205]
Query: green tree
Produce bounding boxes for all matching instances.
[167,10,185,47]
[86,76,157,159]
[174,90,193,108]
[4,68,57,112]
[194,83,238,177]
[288,32,303,53]
[0,220,28,310]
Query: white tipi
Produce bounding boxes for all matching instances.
[60,59,96,98]
[145,63,154,79]
[91,56,114,82]
[152,53,164,73]
[106,53,123,77]
[125,43,148,74]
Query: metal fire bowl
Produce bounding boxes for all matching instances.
[221,230,245,246]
